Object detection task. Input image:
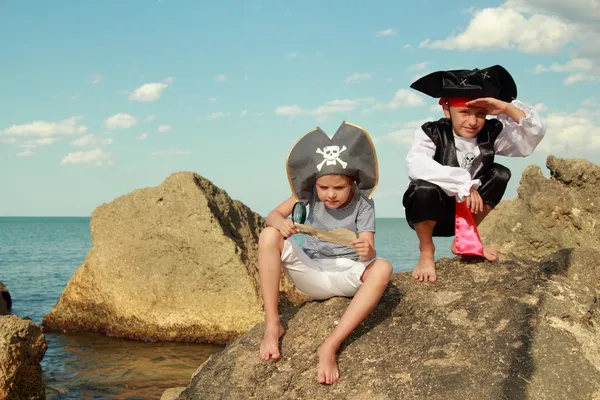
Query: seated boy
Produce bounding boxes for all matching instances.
[402,65,546,283]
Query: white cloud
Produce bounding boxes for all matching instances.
[241,109,248,117]
[287,52,302,58]
[2,116,88,137]
[504,0,600,24]
[2,137,17,144]
[536,110,600,154]
[275,98,375,121]
[378,118,433,146]
[420,7,573,54]
[384,77,393,82]
[20,137,59,149]
[215,74,227,82]
[535,58,594,73]
[152,149,191,156]
[157,124,172,133]
[372,90,426,110]
[70,134,112,147]
[16,149,33,158]
[105,113,137,129]
[145,115,156,122]
[137,133,148,140]
[244,75,249,81]
[91,73,103,84]
[582,97,600,107]
[128,80,170,102]
[533,103,548,113]
[164,76,175,84]
[60,148,112,165]
[208,97,217,102]
[200,112,231,120]
[345,73,372,84]
[564,73,599,85]
[376,28,397,37]
[408,62,429,71]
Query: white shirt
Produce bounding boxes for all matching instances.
[405,100,546,201]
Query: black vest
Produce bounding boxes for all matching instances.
[421,118,503,179]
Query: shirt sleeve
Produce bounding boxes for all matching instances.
[494,100,547,157]
[405,127,481,202]
[356,196,376,233]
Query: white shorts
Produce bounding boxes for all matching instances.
[281,239,376,300]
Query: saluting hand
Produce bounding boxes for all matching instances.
[465,97,509,115]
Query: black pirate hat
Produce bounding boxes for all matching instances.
[410,65,517,103]
[286,121,379,203]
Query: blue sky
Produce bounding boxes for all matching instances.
[1,0,599,217]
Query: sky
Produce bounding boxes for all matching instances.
[1,0,599,218]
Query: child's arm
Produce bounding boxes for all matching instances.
[266,196,297,238]
[466,98,546,157]
[405,128,481,202]
[352,197,377,261]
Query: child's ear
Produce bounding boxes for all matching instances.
[442,104,451,119]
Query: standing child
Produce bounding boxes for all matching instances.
[258,121,393,385]
[403,65,546,283]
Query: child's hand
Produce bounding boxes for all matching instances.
[465,97,508,115]
[466,187,484,213]
[351,238,376,261]
[279,219,297,238]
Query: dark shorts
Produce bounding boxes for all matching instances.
[402,163,511,237]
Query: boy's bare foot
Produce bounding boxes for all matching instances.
[412,249,436,283]
[259,322,284,361]
[317,342,340,384]
[451,239,498,261]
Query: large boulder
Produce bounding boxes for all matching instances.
[177,251,600,400]
[479,156,600,261]
[42,172,305,344]
[0,315,48,400]
[0,282,10,316]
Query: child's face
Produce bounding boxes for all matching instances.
[443,105,487,139]
[315,174,354,209]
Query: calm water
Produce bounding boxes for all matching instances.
[0,217,453,398]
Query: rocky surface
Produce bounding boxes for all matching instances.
[0,315,48,400]
[42,172,305,344]
[479,156,600,261]
[175,156,600,399]
[0,282,11,316]
[177,251,600,400]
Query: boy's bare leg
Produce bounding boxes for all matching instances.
[412,220,437,283]
[258,227,286,361]
[451,204,497,260]
[317,259,393,385]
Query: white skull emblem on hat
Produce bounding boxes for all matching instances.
[316,145,347,171]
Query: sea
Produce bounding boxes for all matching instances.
[0,217,454,399]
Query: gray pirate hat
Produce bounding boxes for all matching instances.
[286,121,379,202]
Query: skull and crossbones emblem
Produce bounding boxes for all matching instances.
[461,152,476,170]
[316,145,347,171]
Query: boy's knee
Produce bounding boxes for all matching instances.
[411,180,443,202]
[490,164,511,183]
[259,227,283,248]
[370,259,393,284]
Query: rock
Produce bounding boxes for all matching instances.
[0,315,48,400]
[177,252,600,400]
[42,172,306,344]
[0,282,11,316]
[479,155,600,261]
[161,387,186,400]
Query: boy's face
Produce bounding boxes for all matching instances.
[315,174,353,209]
[443,105,487,139]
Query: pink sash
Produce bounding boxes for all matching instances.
[454,200,484,257]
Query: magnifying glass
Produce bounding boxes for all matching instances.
[291,202,307,225]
